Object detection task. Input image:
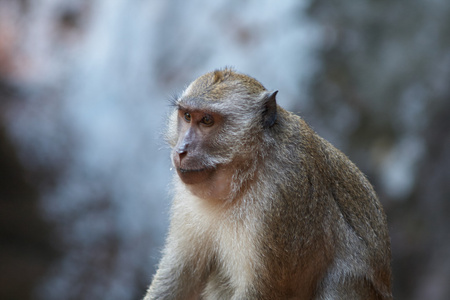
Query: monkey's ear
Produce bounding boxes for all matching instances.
[263,90,278,128]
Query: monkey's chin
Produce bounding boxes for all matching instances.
[176,167,215,185]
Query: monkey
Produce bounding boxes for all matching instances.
[144,68,392,300]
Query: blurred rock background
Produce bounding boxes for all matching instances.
[0,0,449,299]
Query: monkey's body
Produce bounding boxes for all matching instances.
[145,69,392,300]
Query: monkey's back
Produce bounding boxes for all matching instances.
[260,108,392,299]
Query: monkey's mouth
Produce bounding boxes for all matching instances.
[178,167,207,174]
[176,166,215,185]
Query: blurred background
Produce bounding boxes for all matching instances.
[0,0,449,299]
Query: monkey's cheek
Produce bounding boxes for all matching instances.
[176,168,214,185]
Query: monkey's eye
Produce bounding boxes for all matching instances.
[184,112,191,122]
[201,115,214,126]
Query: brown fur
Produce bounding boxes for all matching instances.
[144,68,392,300]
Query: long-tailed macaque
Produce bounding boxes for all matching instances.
[144,68,392,299]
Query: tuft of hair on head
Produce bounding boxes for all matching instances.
[212,67,235,84]
[212,70,224,84]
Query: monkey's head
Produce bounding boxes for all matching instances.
[166,68,278,199]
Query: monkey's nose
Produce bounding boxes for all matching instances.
[176,148,186,154]
[176,149,187,164]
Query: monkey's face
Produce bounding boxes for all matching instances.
[167,68,278,200]
[172,105,226,185]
